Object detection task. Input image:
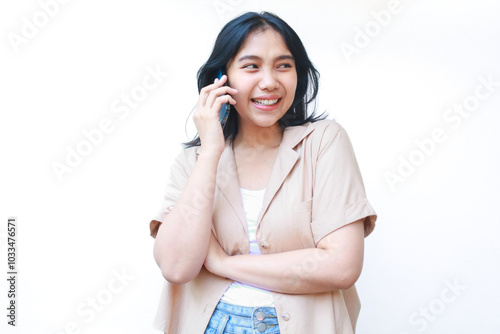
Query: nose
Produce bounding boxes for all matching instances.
[258,68,279,91]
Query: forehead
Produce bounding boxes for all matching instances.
[234,28,292,59]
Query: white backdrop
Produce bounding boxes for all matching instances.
[1,0,499,333]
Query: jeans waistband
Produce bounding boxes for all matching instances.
[205,301,280,334]
[215,301,278,318]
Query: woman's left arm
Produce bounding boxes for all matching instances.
[204,218,365,294]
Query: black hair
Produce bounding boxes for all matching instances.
[184,11,327,147]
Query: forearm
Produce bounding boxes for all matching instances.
[210,220,365,294]
[218,246,362,294]
[153,152,220,284]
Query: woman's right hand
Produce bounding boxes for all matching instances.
[193,75,237,157]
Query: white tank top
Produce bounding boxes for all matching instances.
[219,188,275,307]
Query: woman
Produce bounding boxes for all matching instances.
[150,11,377,334]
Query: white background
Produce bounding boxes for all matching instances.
[1,0,499,333]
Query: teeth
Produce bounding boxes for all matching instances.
[253,98,279,106]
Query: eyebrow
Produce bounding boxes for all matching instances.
[236,54,295,62]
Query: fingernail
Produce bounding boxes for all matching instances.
[214,78,219,83]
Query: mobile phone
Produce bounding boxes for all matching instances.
[216,68,230,129]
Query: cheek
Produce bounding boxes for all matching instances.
[289,82,298,102]
[233,88,248,103]
[290,75,298,94]
[232,82,251,101]
[285,80,297,101]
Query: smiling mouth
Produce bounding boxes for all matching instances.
[252,98,281,106]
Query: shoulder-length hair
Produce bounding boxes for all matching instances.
[184,11,327,148]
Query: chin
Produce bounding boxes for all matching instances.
[252,117,283,129]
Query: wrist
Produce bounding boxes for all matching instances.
[214,253,229,278]
[198,148,223,161]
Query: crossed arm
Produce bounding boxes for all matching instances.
[153,149,366,293]
[157,198,365,294]
[204,219,365,294]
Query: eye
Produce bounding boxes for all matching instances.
[277,63,293,69]
[242,64,258,69]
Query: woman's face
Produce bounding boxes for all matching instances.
[226,28,297,133]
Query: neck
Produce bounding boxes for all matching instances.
[233,122,283,150]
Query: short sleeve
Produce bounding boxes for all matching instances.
[311,122,377,245]
[149,147,196,238]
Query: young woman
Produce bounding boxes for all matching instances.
[150,11,377,334]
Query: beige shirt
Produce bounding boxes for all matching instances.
[150,119,377,333]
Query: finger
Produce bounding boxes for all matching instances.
[194,96,234,124]
[208,95,237,119]
[198,75,228,107]
[204,86,238,111]
[199,76,228,107]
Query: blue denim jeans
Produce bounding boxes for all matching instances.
[204,301,281,334]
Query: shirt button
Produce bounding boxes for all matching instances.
[261,240,270,248]
[281,312,290,321]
